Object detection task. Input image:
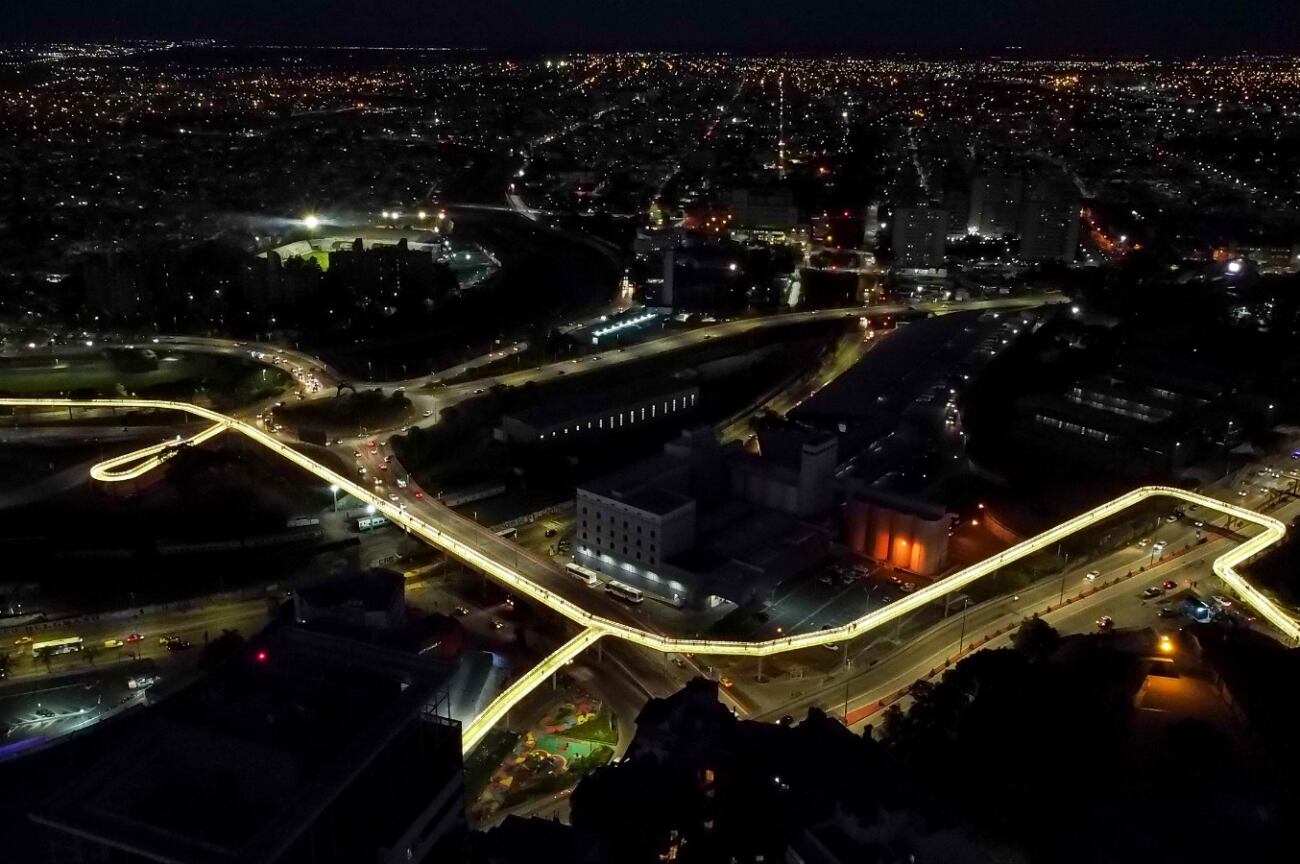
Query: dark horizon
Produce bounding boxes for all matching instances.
[5,0,1299,57]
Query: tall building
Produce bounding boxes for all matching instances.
[727,187,798,232]
[32,628,466,864]
[1018,176,1080,262]
[891,207,948,269]
[968,169,1023,237]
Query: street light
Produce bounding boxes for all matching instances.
[303,214,320,230]
[329,483,339,512]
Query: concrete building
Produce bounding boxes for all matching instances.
[891,207,948,269]
[294,568,406,631]
[968,169,1023,237]
[497,383,699,445]
[845,489,951,576]
[731,428,838,518]
[727,187,799,242]
[574,428,836,608]
[32,627,465,864]
[576,452,698,575]
[661,246,746,311]
[1018,176,1080,262]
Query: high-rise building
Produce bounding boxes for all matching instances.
[968,169,1023,237]
[1018,176,1080,262]
[891,207,948,269]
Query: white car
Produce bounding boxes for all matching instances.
[1084,570,1101,582]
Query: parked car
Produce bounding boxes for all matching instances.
[1096,616,1115,631]
[1142,586,1163,599]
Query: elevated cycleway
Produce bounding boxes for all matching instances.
[4,397,1297,752]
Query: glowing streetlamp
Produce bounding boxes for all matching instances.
[303,214,320,230]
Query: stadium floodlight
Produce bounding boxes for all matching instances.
[303,214,320,230]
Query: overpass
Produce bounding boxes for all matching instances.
[3,396,1295,753]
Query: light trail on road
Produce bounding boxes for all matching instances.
[4,396,1296,753]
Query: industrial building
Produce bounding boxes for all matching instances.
[496,383,699,445]
[845,488,952,576]
[574,428,836,608]
[31,628,466,864]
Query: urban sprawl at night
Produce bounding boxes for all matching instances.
[1,13,1300,864]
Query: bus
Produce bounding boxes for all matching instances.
[496,527,518,540]
[31,637,84,659]
[565,562,601,588]
[604,580,644,604]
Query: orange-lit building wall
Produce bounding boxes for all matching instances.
[847,499,949,577]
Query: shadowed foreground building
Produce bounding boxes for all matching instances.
[475,679,993,864]
[30,628,466,864]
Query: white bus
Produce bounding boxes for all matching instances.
[496,527,518,540]
[565,562,601,587]
[604,580,644,604]
[31,636,84,659]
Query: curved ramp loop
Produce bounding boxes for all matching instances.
[89,423,228,483]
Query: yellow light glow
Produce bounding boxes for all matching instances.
[4,396,1295,754]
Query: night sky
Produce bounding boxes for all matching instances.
[6,0,1300,55]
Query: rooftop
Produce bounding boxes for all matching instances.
[32,627,454,864]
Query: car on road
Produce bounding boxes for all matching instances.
[379,463,388,471]
[13,635,32,646]
[720,676,734,688]
[1157,607,1180,619]
[1165,514,1178,523]
[1193,520,1204,528]
[1137,538,1150,547]
[1096,616,1115,631]
[159,634,181,646]
[125,633,142,643]
[819,574,834,586]
[1085,570,1101,582]
[414,490,424,499]
[423,410,433,417]
[490,619,505,630]
[103,639,124,649]
[1153,541,1167,552]
[1142,586,1163,599]
[453,606,469,616]
[544,528,558,538]
[1162,580,1177,590]
[388,493,400,502]
[165,639,193,651]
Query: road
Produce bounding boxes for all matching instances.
[751,457,1300,729]
[3,598,273,682]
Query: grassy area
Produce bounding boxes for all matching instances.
[303,250,331,271]
[0,350,290,408]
